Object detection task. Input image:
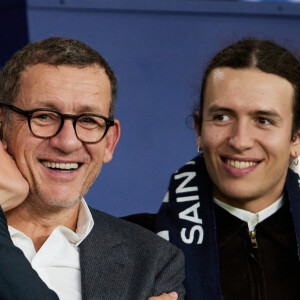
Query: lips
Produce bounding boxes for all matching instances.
[221,157,261,177]
[225,159,258,169]
[41,160,80,171]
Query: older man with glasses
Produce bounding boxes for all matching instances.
[0,37,184,300]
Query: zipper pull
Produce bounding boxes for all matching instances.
[249,230,258,248]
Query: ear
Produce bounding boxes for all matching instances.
[193,111,200,134]
[196,136,203,152]
[290,129,300,159]
[103,119,121,164]
[193,111,203,151]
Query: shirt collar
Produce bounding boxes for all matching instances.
[75,198,94,242]
[214,195,284,231]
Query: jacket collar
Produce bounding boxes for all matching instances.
[285,169,300,257]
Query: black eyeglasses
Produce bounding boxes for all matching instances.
[0,102,114,144]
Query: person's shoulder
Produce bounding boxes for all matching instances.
[86,208,185,299]
[89,208,179,254]
[122,213,156,231]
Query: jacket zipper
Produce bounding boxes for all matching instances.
[249,230,258,248]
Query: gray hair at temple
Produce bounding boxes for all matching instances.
[194,38,300,139]
[0,36,117,119]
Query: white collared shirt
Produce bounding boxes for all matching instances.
[8,199,94,300]
[214,196,284,231]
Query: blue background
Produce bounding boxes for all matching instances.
[1,0,300,216]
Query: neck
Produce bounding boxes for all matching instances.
[6,198,80,251]
[213,188,284,213]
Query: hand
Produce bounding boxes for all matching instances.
[148,292,178,300]
[0,140,29,211]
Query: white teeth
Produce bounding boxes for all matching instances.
[41,161,79,171]
[226,159,257,169]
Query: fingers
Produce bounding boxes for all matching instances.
[168,292,178,299]
[0,139,13,158]
[148,292,178,300]
[1,139,8,151]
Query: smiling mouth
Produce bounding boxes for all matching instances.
[41,161,80,171]
[225,159,259,169]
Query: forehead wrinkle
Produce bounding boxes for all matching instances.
[206,104,234,114]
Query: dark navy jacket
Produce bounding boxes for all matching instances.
[0,206,58,300]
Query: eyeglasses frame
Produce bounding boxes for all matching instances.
[0,102,115,144]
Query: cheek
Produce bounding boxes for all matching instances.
[259,130,292,157]
[7,135,25,161]
[5,123,28,152]
[81,146,105,192]
[13,144,34,175]
[201,127,228,153]
[8,132,42,176]
[86,144,106,168]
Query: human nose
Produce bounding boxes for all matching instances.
[228,120,254,151]
[49,119,82,153]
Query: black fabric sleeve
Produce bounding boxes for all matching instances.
[0,206,59,300]
[122,213,157,232]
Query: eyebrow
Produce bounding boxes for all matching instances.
[206,105,234,114]
[77,105,103,114]
[207,104,283,120]
[29,101,57,110]
[251,110,282,120]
